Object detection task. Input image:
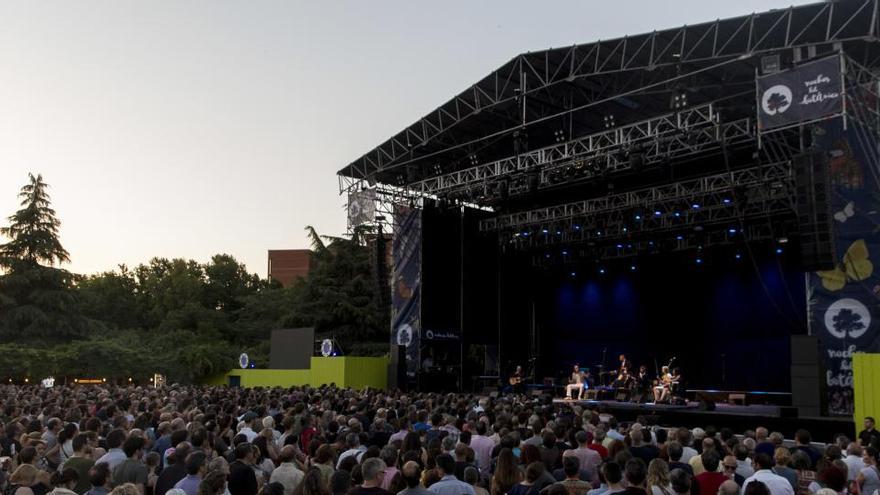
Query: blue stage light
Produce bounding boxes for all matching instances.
[570,272,576,277]
[556,230,561,235]
[635,214,642,220]
[622,227,628,232]
[692,203,700,209]
[735,253,742,260]
[776,247,783,254]
[616,244,623,249]
[695,258,703,264]
[599,268,606,274]
[574,225,581,230]
[630,265,636,271]
[728,228,737,234]
[542,228,549,234]
[654,210,662,216]
[674,212,681,217]
[723,198,732,204]
[676,235,683,240]
[562,250,568,255]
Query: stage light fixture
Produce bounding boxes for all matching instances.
[778,237,789,244]
[554,129,566,143]
[635,214,642,221]
[570,272,576,277]
[691,203,700,209]
[616,243,623,249]
[695,258,703,264]
[574,225,581,230]
[776,247,784,254]
[674,212,681,217]
[603,115,616,129]
[735,253,742,260]
[722,198,732,204]
[556,230,561,235]
[630,265,636,271]
[622,227,628,232]
[599,268,606,274]
[542,228,549,234]
[654,210,662,216]
[562,250,568,255]
[728,228,737,234]
[676,235,683,240]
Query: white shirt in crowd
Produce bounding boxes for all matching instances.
[742,469,795,495]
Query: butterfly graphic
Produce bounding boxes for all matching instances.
[833,201,855,223]
[817,239,873,291]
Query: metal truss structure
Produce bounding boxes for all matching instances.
[482,161,795,247]
[340,0,880,183]
[531,222,797,266]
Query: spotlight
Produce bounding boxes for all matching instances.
[776,247,784,254]
[654,210,662,216]
[630,265,637,272]
[522,231,530,237]
[674,212,681,218]
[635,214,642,221]
[676,235,683,240]
[555,230,561,235]
[723,198,732,204]
[622,227,628,232]
[542,229,549,234]
[695,258,703,264]
[777,237,789,244]
[570,272,576,277]
[562,250,569,255]
[728,228,737,234]
[616,244,624,249]
[735,253,742,260]
[599,268,606,274]
[603,115,616,129]
[554,129,566,143]
[691,203,700,209]
[545,253,551,258]
[596,230,602,236]
[574,225,581,230]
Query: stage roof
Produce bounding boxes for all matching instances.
[339,0,880,187]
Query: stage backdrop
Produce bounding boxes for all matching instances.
[391,206,422,379]
[808,117,880,416]
[538,248,806,392]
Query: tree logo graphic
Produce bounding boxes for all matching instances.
[396,324,413,347]
[824,298,871,339]
[761,84,793,115]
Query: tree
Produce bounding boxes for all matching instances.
[0,173,69,268]
[0,174,83,341]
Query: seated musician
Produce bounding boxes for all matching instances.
[565,364,584,399]
[612,366,633,390]
[653,366,673,403]
[669,367,682,400]
[509,365,525,394]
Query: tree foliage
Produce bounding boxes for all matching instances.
[0,175,389,382]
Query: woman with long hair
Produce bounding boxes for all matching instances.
[294,467,331,495]
[646,459,672,495]
[492,448,522,495]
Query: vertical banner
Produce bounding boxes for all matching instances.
[392,206,422,379]
[758,54,843,131]
[808,117,880,416]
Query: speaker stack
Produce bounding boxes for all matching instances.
[793,150,836,271]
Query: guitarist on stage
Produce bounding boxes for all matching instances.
[508,365,525,394]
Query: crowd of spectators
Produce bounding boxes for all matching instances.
[0,385,877,495]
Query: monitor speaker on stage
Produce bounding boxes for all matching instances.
[793,150,836,271]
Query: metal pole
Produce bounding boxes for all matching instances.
[459,205,465,390]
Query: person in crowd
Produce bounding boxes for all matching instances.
[791,431,821,471]
[197,470,228,495]
[63,434,95,494]
[293,467,331,495]
[721,456,744,486]
[228,443,259,495]
[843,443,866,482]
[47,468,79,495]
[85,463,113,495]
[718,480,739,495]
[429,454,476,495]
[547,455,591,495]
[270,446,305,495]
[741,453,793,495]
[791,450,816,495]
[668,469,691,495]
[492,448,521,495]
[96,431,128,472]
[508,462,545,495]
[630,431,660,465]
[463,467,488,495]
[619,459,649,495]
[174,452,208,495]
[111,436,148,495]
[667,443,693,476]
[771,448,797,493]
[399,461,431,495]
[349,458,391,495]
[695,451,727,495]
[646,459,672,495]
[857,446,880,495]
[860,418,880,449]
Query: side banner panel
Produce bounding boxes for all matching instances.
[392,206,422,378]
[758,55,843,131]
[808,118,880,415]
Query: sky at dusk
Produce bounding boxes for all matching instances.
[0,0,815,276]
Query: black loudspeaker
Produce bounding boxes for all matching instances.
[790,336,822,417]
[793,150,836,271]
[697,394,717,411]
[388,345,407,390]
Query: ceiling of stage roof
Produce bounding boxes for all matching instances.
[339,0,880,187]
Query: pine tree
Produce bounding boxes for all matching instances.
[0,173,70,269]
[0,173,82,340]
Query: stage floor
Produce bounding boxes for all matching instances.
[550,398,853,442]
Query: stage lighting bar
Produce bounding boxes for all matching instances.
[533,221,797,265]
[402,103,728,197]
[482,161,793,232]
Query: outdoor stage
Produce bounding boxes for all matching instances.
[339,0,880,420]
[550,398,854,442]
